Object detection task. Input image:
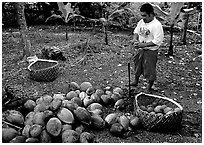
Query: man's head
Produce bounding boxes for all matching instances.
[140,3,155,23]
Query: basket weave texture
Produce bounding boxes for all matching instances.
[135,92,183,131]
[28,59,59,82]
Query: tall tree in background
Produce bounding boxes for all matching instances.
[180,3,190,45]
[13,2,32,60]
[167,2,184,56]
[180,2,200,45]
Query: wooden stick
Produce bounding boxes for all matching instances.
[2,120,22,130]
[128,62,131,98]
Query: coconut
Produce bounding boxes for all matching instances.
[79,92,87,101]
[89,109,103,116]
[46,117,62,137]
[49,99,62,111]
[83,95,94,108]
[2,128,18,142]
[66,91,78,100]
[118,114,129,130]
[75,124,84,134]
[24,111,35,126]
[5,110,24,126]
[111,93,122,103]
[110,123,124,137]
[80,82,92,92]
[105,113,119,126]
[71,96,82,106]
[62,124,73,133]
[25,137,39,143]
[9,136,26,143]
[30,124,43,138]
[114,99,125,110]
[91,115,106,130]
[33,112,46,126]
[39,130,52,143]
[90,93,101,103]
[74,107,92,125]
[154,105,163,113]
[146,106,154,113]
[100,94,112,106]
[163,107,173,114]
[22,125,31,138]
[67,82,80,92]
[130,116,140,128]
[113,87,123,96]
[87,103,103,111]
[62,130,80,143]
[80,132,95,143]
[174,107,182,113]
[57,107,74,124]
[36,95,53,105]
[62,100,78,112]
[24,99,36,111]
[140,105,147,111]
[53,93,65,100]
[34,103,49,112]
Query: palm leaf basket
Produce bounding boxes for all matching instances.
[135,92,183,131]
[28,59,59,82]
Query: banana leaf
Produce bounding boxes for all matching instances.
[169,2,184,25]
[57,2,73,23]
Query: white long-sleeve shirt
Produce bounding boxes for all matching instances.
[133,17,164,50]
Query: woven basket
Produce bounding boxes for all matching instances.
[28,59,59,82]
[135,92,183,131]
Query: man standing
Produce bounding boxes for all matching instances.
[130,3,164,92]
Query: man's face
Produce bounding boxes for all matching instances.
[140,12,153,23]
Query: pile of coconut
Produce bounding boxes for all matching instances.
[2,82,140,143]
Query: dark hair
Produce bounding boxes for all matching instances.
[140,3,155,16]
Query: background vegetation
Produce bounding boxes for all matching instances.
[2,2,201,31]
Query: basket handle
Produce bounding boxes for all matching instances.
[27,55,38,64]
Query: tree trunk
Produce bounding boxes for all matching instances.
[181,3,191,45]
[102,4,108,45]
[167,24,174,56]
[14,2,32,60]
[105,25,108,45]
[181,14,189,45]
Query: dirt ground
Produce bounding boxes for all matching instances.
[1,25,202,143]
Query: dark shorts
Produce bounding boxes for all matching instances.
[133,49,158,81]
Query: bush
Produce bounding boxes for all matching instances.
[2,2,59,27]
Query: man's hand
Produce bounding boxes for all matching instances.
[130,40,139,48]
[133,41,140,49]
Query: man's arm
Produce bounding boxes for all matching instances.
[131,33,139,46]
[132,33,156,49]
[133,33,139,42]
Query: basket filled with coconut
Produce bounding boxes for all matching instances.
[134,92,183,131]
[28,59,59,82]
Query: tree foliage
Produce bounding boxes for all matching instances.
[2,2,201,33]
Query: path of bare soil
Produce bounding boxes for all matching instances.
[1,25,202,143]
